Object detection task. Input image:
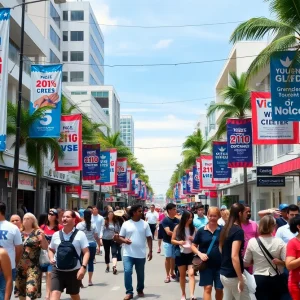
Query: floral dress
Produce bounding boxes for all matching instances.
[15,229,42,299]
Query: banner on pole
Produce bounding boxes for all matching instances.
[270,51,300,121]
[212,141,231,183]
[251,92,298,144]
[82,144,100,180]
[0,9,10,151]
[198,156,216,190]
[182,175,187,195]
[96,149,117,186]
[116,158,127,188]
[121,167,132,193]
[65,185,82,196]
[55,114,82,171]
[29,64,63,138]
[226,118,253,168]
[130,172,136,195]
[193,165,200,191]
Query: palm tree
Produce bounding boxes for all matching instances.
[182,129,210,169]
[207,72,251,204]
[6,102,63,215]
[230,0,300,78]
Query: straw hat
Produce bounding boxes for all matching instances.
[114,210,125,217]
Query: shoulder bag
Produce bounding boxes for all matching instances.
[192,227,220,272]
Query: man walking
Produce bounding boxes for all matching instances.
[49,210,90,300]
[89,206,104,255]
[193,204,208,230]
[119,204,153,300]
[146,204,159,239]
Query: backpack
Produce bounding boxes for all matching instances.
[56,229,82,270]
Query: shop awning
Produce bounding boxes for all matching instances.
[273,157,300,176]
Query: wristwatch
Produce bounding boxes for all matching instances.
[82,265,87,269]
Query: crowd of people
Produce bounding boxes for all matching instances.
[0,201,299,300]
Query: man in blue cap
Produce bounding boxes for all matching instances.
[276,203,289,228]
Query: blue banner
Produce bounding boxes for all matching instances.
[270,51,300,121]
[138,180,142,197]
[175,183,179,199]
[96,149,117,185]
[116,158,127,188]
[193,166,200,190]
[213,141,232,179]
[29,64,62,138]
[82,144,100,180]
[181,175,187,194]
[186,171,192,194]
[226,118,253,168]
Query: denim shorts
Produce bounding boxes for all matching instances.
[199,267,223,289]
[163,242,175,258]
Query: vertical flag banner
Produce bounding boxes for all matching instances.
[186,170,191,194]
[193,165,200,191]
[29,64,63,138]
[198,156,216,190]
[116,158,128,188]
[55,114,82,171]
[212,141,231,183]
[130,172,136,195]
[121,167,132,193]
[270,51,300,121]
[96,149,117,185]
[182,175,187,195]
[82,144,100,180]
[0,9,10,151]
[134,177,139,196]
[251,91,298,144]
[226,118,253,168]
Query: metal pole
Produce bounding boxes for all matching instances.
[11,0,26,215]
[77,171,82,209]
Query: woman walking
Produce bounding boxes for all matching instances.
[244,215,286,300]
[219,203,250,300]
[171,210,196,300]
[15,213,48,300]
[102,211,122,274]
[191,207,223,300]
[76,209,99,286]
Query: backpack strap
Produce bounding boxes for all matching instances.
[59,230,65,242]
[69,229,79,243]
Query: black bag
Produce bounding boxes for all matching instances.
[56,229,82,270]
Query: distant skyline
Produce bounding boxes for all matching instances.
[87,0,271,195]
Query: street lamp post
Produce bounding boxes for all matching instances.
[11,0,66,215]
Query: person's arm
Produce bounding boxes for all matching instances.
[243,240,253,268]
[15,245,23,266]
[147,236,153,261]
[14,229,23,266]
[77,247,90,280]
[48,247,56,265]
[38,230,49,250]
[232,240,244,290]
[1,250,12,300]
[171,226,184,246]
[191,231,208,261]
[118,223,131,245]
[286,239,300,270]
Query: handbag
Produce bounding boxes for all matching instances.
[39,249,50,266]
[192,227,220,272]
[244,269,256,294]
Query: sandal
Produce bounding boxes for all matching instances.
[164,276,170,283]
[157,249,161,253]
[88,282,93,286]
[113,266,117,275]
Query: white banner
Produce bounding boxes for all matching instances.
[0,9,10,151]
[198,156,216,190]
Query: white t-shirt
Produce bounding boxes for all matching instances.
[91,214,104,238]
[146,211,159,224]
[119,219,152,258]
[50,228,89,271]
[275,223,297,244]
[0,220,22,269]
[76,222,98,243]
[217,218,225,226]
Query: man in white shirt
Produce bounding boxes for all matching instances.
[145,204,159,239]
[89,206,104,254]
[0,202,22,299]
[119,204,153,300]
[49,210,90,300]
[276,204,299,244]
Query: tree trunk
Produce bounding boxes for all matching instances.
[243,167,249,205]
[11,178,18,215]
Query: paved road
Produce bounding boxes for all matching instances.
[41,242,208,300]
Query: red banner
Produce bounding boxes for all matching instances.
[66,185,82,195]
[198,156,216,190]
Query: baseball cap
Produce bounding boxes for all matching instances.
[220,205,227,210]
[279,204,288,211]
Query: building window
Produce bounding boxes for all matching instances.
[63,11,68,21]
[71,11,84,21]
[50,2,61,28]
[90,35,104,65]
[258,145,274,164]
[70,71,84,82]
[89,54,104,84]
[49,26,60,51]
[91,91,109,97]
[90,14,104,49]
[277,144,294,157]
[63,31,68,41]
[62,71,68,82]
[70,51,84,61]
[50,49,60,63]
[62,51,68,62]
[89,74,97,85]
[70,31,84,41]
[71,91,88,95]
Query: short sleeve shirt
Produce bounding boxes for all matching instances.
[287,238,300,284]
[192,226,222,268]
[220,224,245,278]
[76,222,98,243]
[41,224,63,242]
[275,224,297,244]
[161,217,179,244]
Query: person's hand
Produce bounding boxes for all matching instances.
[272,258,282,265]
[33,95,48,108]
[188,236,194,241]
[124,238,132,245]
[147,252,153,261]
[77,267,86,280]
[238,279,244,293]
[50,258,56,265]
[38,231,46,242]
[179,240,186,246]
[199,253,208,261]
[48,93,59,104]
[100,239,103,246]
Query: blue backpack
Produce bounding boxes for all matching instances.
[56,229,82,270]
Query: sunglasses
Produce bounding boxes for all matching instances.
[48,212,56,216]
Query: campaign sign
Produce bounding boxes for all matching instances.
[0,9,10,151]
[29,64,63,138]
[212,141,231,183]
[116,158,127,188]
[270,51,300,121]
[121,167,131,193]
[226,118,253,168]
[55,114,82,171]
[251,92,298,144]
[134,177,139,195]
[193,165,200,191]
[182,175,187,195]
[82,144,100,180]
[130,172,136,194]
[96,149,117,186]
[186,170,192,194]
[198,156,216,190]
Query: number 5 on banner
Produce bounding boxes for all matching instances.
[40,109,52,126]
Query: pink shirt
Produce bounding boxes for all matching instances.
[242,220,258,255]
[159,213,165,222]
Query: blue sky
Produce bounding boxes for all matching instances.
[89,0,271,196]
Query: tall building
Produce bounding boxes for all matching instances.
[120,115,134,153]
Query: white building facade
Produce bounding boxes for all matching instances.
[120,115,135,153]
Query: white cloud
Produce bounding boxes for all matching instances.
[153,39,173,49]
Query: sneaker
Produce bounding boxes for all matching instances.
[137,290,145,297]
[170,275,177,282]
[105,266,109,273]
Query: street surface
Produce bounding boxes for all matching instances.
[41,242,208,300]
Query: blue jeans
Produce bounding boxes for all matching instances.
[88,242,97,272]
[123,256,146,295]
[0,268,16,300]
